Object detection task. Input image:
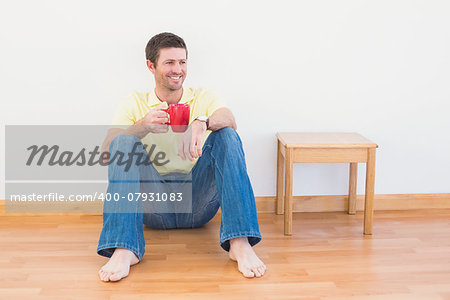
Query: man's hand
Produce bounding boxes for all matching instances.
[177,120,207,161]
[136,102,169,133]
[99,103,170,165]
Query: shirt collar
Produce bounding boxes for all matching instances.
[148,88,193,107]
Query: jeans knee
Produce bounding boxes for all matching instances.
[110,134,140,152]
[211,127,240,144]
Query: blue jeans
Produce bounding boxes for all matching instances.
[97,127,261,260]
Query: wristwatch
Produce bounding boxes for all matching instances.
[195,116,209,130]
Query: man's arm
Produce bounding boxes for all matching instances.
[178,107,237,161]
[100,103,169,162]
[207,107,237,131]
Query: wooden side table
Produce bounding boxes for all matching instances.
[276,132,378,236]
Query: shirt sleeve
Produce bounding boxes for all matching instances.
[111,93,139,126]
[204,89,227,117]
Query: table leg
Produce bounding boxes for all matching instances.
[276,140,285,215]
[284,148,293,235]
[348,163,357,215]
[364,148,376,235]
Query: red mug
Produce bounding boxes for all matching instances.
[165,104,190,132]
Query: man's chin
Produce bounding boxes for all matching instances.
[167,83,184,91]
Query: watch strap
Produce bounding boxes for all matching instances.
[195,116,210,130]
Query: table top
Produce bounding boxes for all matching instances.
[277,132,378,148]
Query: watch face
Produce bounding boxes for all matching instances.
[197,116,208,122]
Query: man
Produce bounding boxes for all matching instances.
[97,32,266,281]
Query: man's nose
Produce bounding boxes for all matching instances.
[172,62,182,74]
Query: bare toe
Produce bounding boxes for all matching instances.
[241,267,255,278]
[101,270,111,282]
[252,267,262,277]
[109,271,126,281]
[257,266,265,276]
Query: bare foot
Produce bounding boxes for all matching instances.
[98,248,139,282]
[229,237,266,278]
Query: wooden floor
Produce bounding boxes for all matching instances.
[1,210,450,300]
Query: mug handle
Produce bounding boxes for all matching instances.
[162,107,171,125]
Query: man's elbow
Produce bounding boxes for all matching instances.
[231,119,237,130]
[224,108,237,130]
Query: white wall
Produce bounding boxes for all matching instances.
[1,0,449,198]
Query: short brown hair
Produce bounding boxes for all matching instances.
[145,32,188,65]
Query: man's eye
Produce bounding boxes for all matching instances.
[181,61,186,64]
[166,62,172,64]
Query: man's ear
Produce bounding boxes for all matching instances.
[146,59,156,74]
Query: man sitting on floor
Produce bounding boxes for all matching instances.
[97,32,266,281]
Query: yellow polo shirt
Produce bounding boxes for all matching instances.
[111,87,226,174]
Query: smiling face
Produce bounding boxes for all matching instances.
[147,47,187,92]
